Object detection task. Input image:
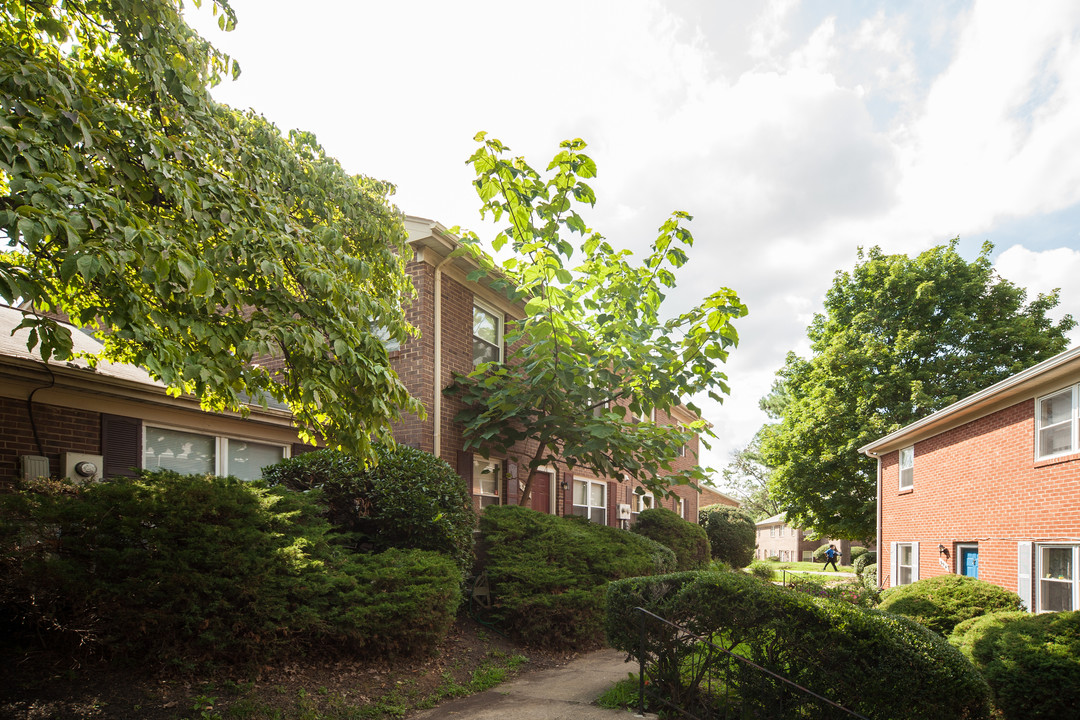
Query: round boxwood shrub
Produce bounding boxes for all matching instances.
[478,505,675,649]
[878,575,1024,636]
[631,507,710,571]
[950,610,1080,720]
[811,543,831,562]
[863,563,878,591]
[854,551,877,575]
[606,571,991,720]
[849,546,868,561]
[697,506,755,568]
[261,445,475,572]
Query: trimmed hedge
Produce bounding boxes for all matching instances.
[863,563,878,590]
[949,610,1080,720]
[854,550,877,575]
[697,506,755,568]
[262,445,475,573]
[0,472,461,668]
[606,571,991,720]
[848,546,868,561]
[811,543,831,562]
[478,505,675,648]
[878,575,1024,636]
[631,507,710,571]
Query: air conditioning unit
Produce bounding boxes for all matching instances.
[20,455,50,482]
[62,452,103,483]
[616,503,632,520]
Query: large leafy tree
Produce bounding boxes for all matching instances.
[761,241,1074,539]
[0,0,420,452]
[447,134,747,504]
[721,428,781,521]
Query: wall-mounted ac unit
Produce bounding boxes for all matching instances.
[616,503,632,520]
[20,455,50,482]
[62,452,103,483]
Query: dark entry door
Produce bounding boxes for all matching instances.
[960,547,979,578]
[530,471,551,514]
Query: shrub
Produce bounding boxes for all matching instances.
[748,560,774,580]
[697,506,755,568]
[950,610,1080,720]
[849,546,868,561]
[863,563,878,590]
[789,576,879,609]
[261,445,475,573]
[0,472,461,668]
[631,507,710,571]
[878,575,1024,636]
[854,551,877,575]
[478,505,675,648]
[606,572,991,720]
[812,543,831,562]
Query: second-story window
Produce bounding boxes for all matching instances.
[899,446,914,490]
[1037,386,1076,459]
[473,299,502,365]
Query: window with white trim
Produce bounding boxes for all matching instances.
[143,426,287,481]
[770,525,776,537]
[636,492,658,513]
[1037,544,1078,612]
[1036,386,1076,459]
[899,446,914,490]
[472,299,503,365]
[573,478,607,525]
[894,542,918,586]
[474,458,501,508]
[676,496,686,519]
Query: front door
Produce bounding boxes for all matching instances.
[530,470,553,514]
[960,546,979,578]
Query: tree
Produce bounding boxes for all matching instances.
[446,134,747,504]
[760,241,1074,539]
[0,0,420,453]
[698,505,756,568]
[720,428,781,520]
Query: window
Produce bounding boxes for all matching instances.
[143,426,287,480]
[1038,545,1078,612]
[676,496,686,519]
[573,478,607,525]
[893,542,919,586]
[770,526,776,538]
[1037,387,1076,459]
[472,300,503,365]
[636,492,657,513]
[898,446,914,490]
[373,324,400,352]
[474,458,501,508]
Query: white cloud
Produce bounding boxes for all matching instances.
[994,245,1080,342]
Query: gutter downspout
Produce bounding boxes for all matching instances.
[432,252,453,459]
[876,455,883,590]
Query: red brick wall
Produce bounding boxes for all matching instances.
[0,396,100,487]
[880,396,1080,595]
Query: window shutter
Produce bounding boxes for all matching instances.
[101,414,141,478]
[1017,542,1033,612]
[291,443,319,457]
[890,542,899,588]
[457,451,475,494]
[911,542,920,582]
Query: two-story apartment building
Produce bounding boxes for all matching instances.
[861,345,1080,612]
[754,512,860,562]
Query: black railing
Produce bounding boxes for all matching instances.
[632,607,869,719]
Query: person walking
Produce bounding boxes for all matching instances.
[823,544,840,572]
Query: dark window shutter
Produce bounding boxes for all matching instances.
[291,443,319,457]
[101,414,142,478]
[457,450,474,493]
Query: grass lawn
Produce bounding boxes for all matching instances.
[769,560,854,574]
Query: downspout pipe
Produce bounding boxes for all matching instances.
[876,455,883,589]
[432,252,452,459]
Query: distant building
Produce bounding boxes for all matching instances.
[754,513,866,563]
[698,485,741,509]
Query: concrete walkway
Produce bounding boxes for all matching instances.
[411,648,646,719]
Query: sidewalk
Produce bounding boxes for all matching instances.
[411,648,646,719]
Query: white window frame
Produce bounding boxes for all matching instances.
[473,457,502,508]
[142,424,289,480]
[636,492,658,513]
[573,477,607,525]
[770,525,776,537]
[1035,544,1079,613]
[898,446,914,490]
[676,496,686,519]
[891,541,919,587]
[1036,385,1078,460]
[472,298,504,365]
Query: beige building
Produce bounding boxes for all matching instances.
[755,513,866,563]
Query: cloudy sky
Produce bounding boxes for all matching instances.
[188,0,1080,487]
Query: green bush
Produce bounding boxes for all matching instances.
[848,546,868,561]
[748,559,774,580]
[697,506,755,568]
[262,445,475,572]
[950,610,1080,720]
[606,572,991,720]
[0,472,461,668]
[789,576,879,609]
[854,551,877,575]
[811,543,831,562]
[863,563,878,590]
[478,505,675,648]
[878,575,1024,636]
[631,507,710,571]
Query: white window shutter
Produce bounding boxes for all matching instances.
[1017,542,1032,612]
[911,542,920,582]
[891,541,898,587]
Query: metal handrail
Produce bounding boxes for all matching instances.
[632,606,869,719]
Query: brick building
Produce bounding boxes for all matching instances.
[698,485,741,510]
[754,512,858,563]
[861,345,1080,612]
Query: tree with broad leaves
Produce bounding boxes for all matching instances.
[445,133,747,505]
[0,0,421,454]
[760,241,1074,540]
[720,428,781,521]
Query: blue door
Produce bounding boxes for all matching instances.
[960,547,979,578]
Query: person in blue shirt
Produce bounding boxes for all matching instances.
[823,544,840,572]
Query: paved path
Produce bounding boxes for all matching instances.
[411,648,648,719]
